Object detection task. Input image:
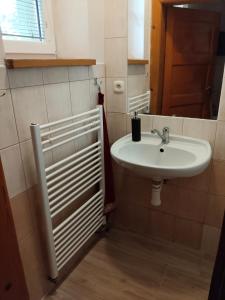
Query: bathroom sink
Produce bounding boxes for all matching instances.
[111,133,212,179]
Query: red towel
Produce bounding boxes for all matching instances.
[98,92,116,215]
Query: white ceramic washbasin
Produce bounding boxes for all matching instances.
[111,133,212,179]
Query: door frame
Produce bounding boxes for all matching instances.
[150,0,218,115]
[0,159,29,299]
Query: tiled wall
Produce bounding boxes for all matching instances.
[104,0,128,125]
[110,110,225,257]
[0,64,105,299]
[105,0,224,258]
[104,0,129,146]
[128,64,149,98]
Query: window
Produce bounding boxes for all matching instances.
[0,0,55,54]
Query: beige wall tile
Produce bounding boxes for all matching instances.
[68,66,89,82]
[128,65,146,76]
[18,230,53,300]
[89,78,106,109]
[141,115,154,132]
[20,140,37,189]
[26,186,40,223]
[43,67,69,84]
[205,194,225,228]
[70,80,91,115]
[218,71,225,121]
[152,115,183,135]
[105,0,127,38]
[174,218,203,249]
[214,121,225,160]
[112,170,136,229]
[176,188,209,223]
[0,144,26,198]
[147,211,175,241]
[176,165,211,192]
[0,66,9,89]
[209,160,225,196]
[76,131,97,151]
[129,204,149,234]
[113,200,133,230]
[106,78,127,113]
[112,162,125,195]
[115,169,151,208]
[105,38,127,78]
[128,74,147,97]
[89,64,105,79]
[107,112,127,144]
[160,184,180,216]
[201,225,221,258]
[126,114,132,134]
[0,90,18,149]
[52,142,76,163]
[12,86,47,142]
[45,82,72,122]
[10,190,34,241]
[8,68,43,88]
[183,118,217,149]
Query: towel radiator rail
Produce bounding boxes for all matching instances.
[31,106,105,279]
[128,91,150,114]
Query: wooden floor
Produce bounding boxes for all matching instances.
[46,229,214,300]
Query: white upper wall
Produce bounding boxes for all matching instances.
[53,0,104,63]
[144,0,151,60]
[53,0,90,58]
[0,30,5,65]
[87,0,104,64]
[128,0,145,59]
[128,0,150,59]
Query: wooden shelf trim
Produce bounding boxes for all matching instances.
[128,59,149,65]
[5,58,97,69]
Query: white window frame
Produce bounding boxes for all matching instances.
[1,0,56,55]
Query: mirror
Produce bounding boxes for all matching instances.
[128,0,225,120]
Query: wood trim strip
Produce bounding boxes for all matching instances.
[128,59,149,65]
[5,58,97,69]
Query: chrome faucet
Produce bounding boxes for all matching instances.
[151,127,170,144]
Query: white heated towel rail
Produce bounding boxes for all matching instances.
[128,91,150,114]
[30,106,105,279]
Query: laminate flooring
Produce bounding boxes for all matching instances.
[46,229,214,300]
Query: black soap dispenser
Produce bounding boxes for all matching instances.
[131,111,141,142]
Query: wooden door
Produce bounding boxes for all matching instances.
[162,7,220,118]
[0,160,29,300]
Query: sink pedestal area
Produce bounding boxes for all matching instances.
[151,178,163,206]
[111,133,212,206]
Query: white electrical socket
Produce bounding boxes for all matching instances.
[113,81,124,93]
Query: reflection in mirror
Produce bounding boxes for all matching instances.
[128,0,225,120]
[128,0,150,115]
